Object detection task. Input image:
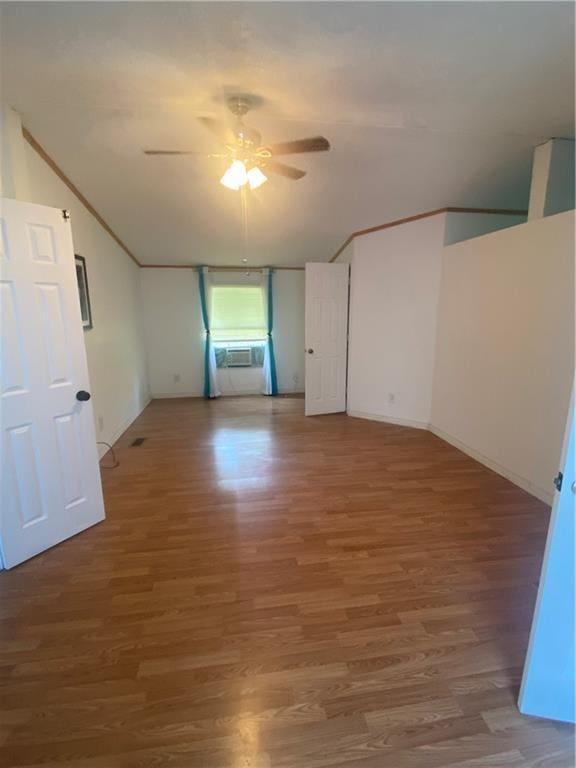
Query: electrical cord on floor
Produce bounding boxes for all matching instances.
[98,442,119,469]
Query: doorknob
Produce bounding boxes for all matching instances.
[306,348,314,354]
[553,472,563,492]
[76,390,91,402]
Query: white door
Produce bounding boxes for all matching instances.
[519,380,575,723]
[305,262,349,416]
[0,198,105,569]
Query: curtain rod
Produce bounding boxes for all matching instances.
[207,266,265,272]
[141,264,305,271]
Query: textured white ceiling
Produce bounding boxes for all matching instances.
[1,2,574,266]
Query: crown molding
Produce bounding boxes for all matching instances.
[329,206,528,262]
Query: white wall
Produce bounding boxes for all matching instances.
[141,269,305,397]
[24,143,150,454]
[273,271,306,394]
[431,211,575,503]
[140,269,203,397]
[347,214,447,427]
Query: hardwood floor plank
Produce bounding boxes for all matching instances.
[364,697,463,730]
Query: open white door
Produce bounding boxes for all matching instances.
[519,380,575,722]
[1,198,105,569]
[305,262,349,416]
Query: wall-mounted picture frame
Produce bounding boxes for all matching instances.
[75,254,93,330]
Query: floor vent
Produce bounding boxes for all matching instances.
[131,437,147,447]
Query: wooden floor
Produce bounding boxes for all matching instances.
[1,396,574,767]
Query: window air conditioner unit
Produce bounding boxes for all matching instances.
[226,347,252,367]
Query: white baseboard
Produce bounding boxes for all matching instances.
[220,390,261,396]
[98,396,152,457]
[213,389,305,397]
[429,424,553,505]
[151,389,304,399]
[347,410,430,431]
[150,391,203,399]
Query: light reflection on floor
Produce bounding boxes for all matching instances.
[233,714,264,768]
[210,427,276,492]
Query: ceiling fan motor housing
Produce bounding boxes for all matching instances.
[226,97,261,150]
[227,96,253,118]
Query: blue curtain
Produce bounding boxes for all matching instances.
[197,267,218,399]
[265,269,279,395]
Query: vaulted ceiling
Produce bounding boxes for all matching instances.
[1,2,574,266]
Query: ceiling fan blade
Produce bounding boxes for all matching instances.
[265,161,307,180]
[197,116,236,147]
[144,150,202,155]
[262,136,330,156]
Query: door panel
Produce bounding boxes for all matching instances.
[305,263,349,416]
[6,423,46,526]
[54,412,86,509]
[28,223,58,263]
[37,282,74,387]
[1,280,28,395]
[0,198,105,568]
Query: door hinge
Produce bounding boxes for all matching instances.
[62,209,70,221]
[553,471,563,492]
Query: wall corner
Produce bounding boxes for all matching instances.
[1,106,31,201]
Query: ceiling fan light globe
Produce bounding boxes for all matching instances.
[247,166,268,190]
[220,160,248,190]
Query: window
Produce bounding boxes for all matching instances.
[210,285,267,342]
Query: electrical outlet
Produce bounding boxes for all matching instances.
[174,373,181,384]
[293,373,299,384]
[388,393,395,404]
[97,415,104,433]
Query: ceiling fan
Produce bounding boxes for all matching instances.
[143,96,330,190]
